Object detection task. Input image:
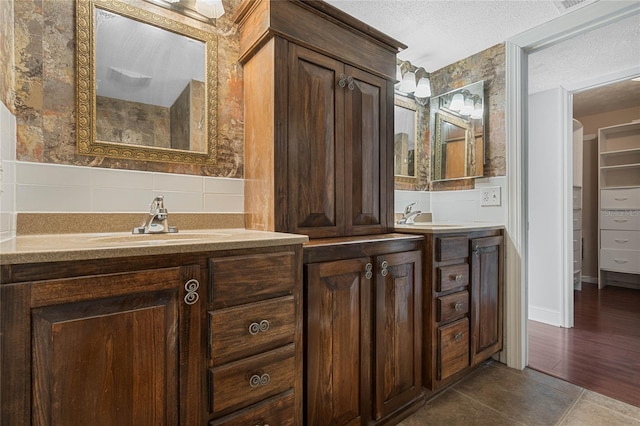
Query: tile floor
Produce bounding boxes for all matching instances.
[399,361,640,425]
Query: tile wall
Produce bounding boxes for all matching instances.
[0,101,16,241]
[395,176,507,224]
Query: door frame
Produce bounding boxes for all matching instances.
[503,1,640,370]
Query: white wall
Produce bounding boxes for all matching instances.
[395,176,507,224]
[528,88,568,326]
[0,101,16,241]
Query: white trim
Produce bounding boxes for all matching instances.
[565,65,640,93]
[504,41,528,370]
[561,89,573,328]
[528,305,562,327]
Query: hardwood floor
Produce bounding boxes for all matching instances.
[528,282,640,408]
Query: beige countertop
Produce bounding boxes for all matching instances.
[0,229,309,265]
[394,222,505,234]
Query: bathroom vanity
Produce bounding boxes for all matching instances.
[0,230,307,425]
[396,224,504,393]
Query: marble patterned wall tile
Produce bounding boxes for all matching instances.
[1,0,15,110]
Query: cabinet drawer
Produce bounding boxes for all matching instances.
[600,211,640,230]
[573,187,582,209]
[438,318,469,381]
[600,249,640,274]
[437,264,469,292]
[601,188,640,210]
[437,291,469,323]
[572,210,582,230]
[601,230,640,250]
[210,252,295,308]
[210,296,295,365]
[436,237,469,262]
[210,392,295,426]
[209,345,295,415]
[573,230,581,253]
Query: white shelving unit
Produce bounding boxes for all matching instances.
[572,119,583,291]
[598,121,640,289]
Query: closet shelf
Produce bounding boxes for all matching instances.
[600,147,640,156]
[600,163,640,171]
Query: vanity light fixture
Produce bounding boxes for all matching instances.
[471,97,484,119]
[395,60,432,102]
[460,97,475,116]
[398,70,417,93]
[195,0,225,19]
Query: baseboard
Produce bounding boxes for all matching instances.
[528,305,561,326]
[581,275,598,284]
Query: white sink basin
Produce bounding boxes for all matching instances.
[89,231,232,246]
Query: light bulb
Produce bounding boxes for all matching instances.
[414,77,431,98]
[460,98,474,115]
[195,0,225,19]
[471,100,483,119]
[450,93,464,111]
[398,71,417,93]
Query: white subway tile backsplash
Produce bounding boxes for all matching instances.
[152,191,203,212]
[91,187,155,212]
[432,200,476,223]
[153,172,203,193]
[17,184,92,212]
[1,101,17,162]
[1,180,15,212]
[395,190,431,214]
[204,177,244,195]
[204,193,244,213]
[17,162,91,187]
[91,167,153,190]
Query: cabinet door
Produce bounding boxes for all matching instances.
[29,266,201,426]
[373,250,422,420]
[470,236,503,365]
[344,65,388,236]
[288,44,345,238]
[305,257,372,426]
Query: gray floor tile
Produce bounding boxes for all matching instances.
[558,397,640,426]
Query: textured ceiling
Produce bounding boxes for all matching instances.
[326,0,640,118]
[324,0,563,72]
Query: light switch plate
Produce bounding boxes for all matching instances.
[481,187,501,206]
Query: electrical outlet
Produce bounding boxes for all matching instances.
[480,187,501,206]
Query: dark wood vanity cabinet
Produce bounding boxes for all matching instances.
[422,229,504,391]
[304,235,424,425]
[1,262,203,425]
[1,244,304,426]
[234,0,404,239]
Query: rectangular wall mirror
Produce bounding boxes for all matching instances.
[430,80,485,181]
[76,0,218,164]
[394,96,418,183]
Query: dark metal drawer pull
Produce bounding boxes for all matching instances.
[454,302,464,312]
[454,332,463,341]
[248,320,270,335]
[249,373,271,388]
[184,279,200,305]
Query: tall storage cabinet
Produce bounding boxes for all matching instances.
[598,121,640,289]
[234,0,403,239]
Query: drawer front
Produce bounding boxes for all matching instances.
[600,211,640,230]
[209,345,295,415]
[573,230,582,253]
[573,210,582,230]
[436,237,469,262]
[438,318,470,381]
[573,249,582,272]
[601,188,640,210]
[437,291,469,323]
[601,230,640,250]
[437,264,469,292]
[210,392,295,426]
[210,296,295,365]
[600,249,640,274]
[210,252,295,308]
[573,187,582,209]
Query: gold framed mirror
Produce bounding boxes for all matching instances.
[76,0,218,164]
[394,96,418,184]
[430,80,484,181]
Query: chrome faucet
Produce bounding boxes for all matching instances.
[133,195,178,234]
[397,202,422,224]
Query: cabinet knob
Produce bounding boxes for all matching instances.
[249,373,271,388]
[347,76,355,91]
[248,320,270,335]
[454,332,463,341]
[380,260,389,277]
[454,302,464,312]
[453,274,463,282]
[338,74,347,88]
[365,262,373,280]
[183,279,200,305]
